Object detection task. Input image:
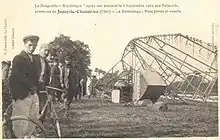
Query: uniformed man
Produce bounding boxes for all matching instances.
[9,35,40,137]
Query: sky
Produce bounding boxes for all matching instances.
[1,0,219,72]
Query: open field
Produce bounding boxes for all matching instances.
[44,97,218,138]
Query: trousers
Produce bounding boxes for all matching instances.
[64,87,75,114]
[11,93,39,138]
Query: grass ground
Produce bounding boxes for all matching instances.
[44,96,218,138]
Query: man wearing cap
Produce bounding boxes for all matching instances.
[60,56,77,118]
[9,35,40,137]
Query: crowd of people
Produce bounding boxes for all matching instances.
[2,35,99,127]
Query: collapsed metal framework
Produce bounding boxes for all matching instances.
[97,33,218,103]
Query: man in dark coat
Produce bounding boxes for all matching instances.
[9,35,40,137]
[10,35,40,101]
[60,56,77,118]
[50,58,62,102]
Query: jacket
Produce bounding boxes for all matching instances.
[38,56,50,90]
[60,64,76,90]
[9,51,40,100]
[50,65,61,88]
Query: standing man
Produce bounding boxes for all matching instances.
[59,61,65,100]
[60,56,77,118]
[2,60,15,138]
[50,58,62,102]
[37,44,51,121]
[89,75,98,98]
[75,68,81,100]
[2,60,11,81]
[2,60,12,114]
[38,44,51,91]
[9,35,40,137]
[79,77,85,98]
[79,75,87,98]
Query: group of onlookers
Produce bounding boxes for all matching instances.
[2,35,98,121]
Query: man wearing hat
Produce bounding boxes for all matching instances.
[9,35,40,137]
[60,56,77,118]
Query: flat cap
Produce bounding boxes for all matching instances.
[23,35,39,42]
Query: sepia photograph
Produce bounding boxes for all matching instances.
[1,0,219,139]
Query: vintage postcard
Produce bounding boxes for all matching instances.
[1,0,219,139]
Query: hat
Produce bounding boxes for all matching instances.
[2,60,11,65]
[2,61,11,67]
[23,35,39,43]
